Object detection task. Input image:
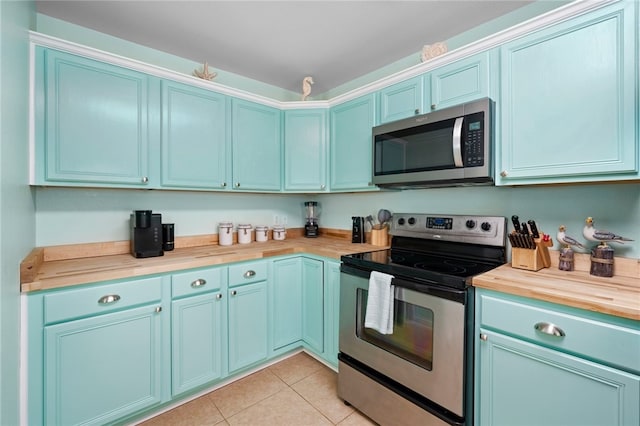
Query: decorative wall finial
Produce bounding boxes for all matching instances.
[421,42,448,62]
[193,62,217,81]
[302,76,314,101]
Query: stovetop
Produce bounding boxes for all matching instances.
[341,213,507,290]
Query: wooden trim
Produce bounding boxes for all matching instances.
[20,248,44,284]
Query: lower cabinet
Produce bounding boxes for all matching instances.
[228,281,269,373]
[475,289,640,426]
[323,260,341,366]
[38,276,169,426]
[302,258,324,353]
[272,257,303,349]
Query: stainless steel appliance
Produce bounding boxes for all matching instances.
[304,201,319,237]
[338,213,506,426]
[372,98,493,188]
[130,210,164,258]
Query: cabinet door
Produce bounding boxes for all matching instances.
[228,281,268,373]
[330,94,377,191]
[430,51,490,111]
[477,330,640,426]
[284,109,327,191]
[161,81,228,189]
[172,291,224,396]
[323,260,341,366]
[271,258,303,349]
[40,49,152,187]
[498,2,637,185]
[302,258,324,353]
[231,99,281,191]
[378,76,425,124]
[44,305,164,425]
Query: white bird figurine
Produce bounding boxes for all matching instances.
[556,225,585,249]
[582,217,633,245]
[301,76,314,101]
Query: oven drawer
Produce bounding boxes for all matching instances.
[477,291,640,373]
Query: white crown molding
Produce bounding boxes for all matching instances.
[30,0,614,110]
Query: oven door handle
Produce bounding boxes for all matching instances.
[452,117,464,167]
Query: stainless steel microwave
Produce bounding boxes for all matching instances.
[372,97,493,188]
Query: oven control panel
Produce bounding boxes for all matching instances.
[392,213,506,247]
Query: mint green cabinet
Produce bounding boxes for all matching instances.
[228,281,268,373]
[378,76,425,124]
[475,289,640,426]
[322,260,341,366]
[161,81,228,189]
[231,99,281,191]
[497,2,638,185]
[272,257,303,349]
[40,276,169,425]
[35,48,155,187]
[377,51,491,125]
[302,257,324,353]
[171,267,226,396]
[284,109,328,191]
[330,94,377,191]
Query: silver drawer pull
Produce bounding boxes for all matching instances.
[534,322,565,337]
[191,278,207,288]
[231,290,237,296]
[216,293,222,300]
[155,306,162,313]
[98,294,121,305]
[243,270,256,279]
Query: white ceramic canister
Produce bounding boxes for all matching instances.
[237,224,252,244]
[218,222,233,246]
[273,225,286,241]
[255,225,268,242]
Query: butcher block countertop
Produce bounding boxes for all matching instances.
[472,252,640,321]
[20,228,384,293]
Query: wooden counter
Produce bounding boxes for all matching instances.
[20,229,385,293]
[472,251,640,321]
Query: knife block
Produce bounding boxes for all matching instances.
[511,237,553,271]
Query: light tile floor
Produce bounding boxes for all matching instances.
[139,352,377,426]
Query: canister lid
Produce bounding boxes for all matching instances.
[219,222,233,228]
[255,225,268,231]
[237,224,252,229]
[273,225,286,231]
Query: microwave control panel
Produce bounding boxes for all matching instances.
[464,112,484,167]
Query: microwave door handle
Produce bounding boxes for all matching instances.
[452,117,464,167]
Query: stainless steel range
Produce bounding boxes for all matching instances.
[338,213,507,426]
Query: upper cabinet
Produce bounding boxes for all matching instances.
[497,1,638,185]
[231,99,282,191]
[35,48,154,187]
[330,94,377,191]
[283,109,327,192]
[161,80,228,190]
[377,51,491,124]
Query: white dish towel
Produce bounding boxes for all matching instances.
[364,271,395,335]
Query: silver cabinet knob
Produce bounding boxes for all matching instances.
[231,290,237,296]
[431,104,436,110]
[191,278,207,288]
[155,306,162,313]
[235,182,240,188]
[141,176,149,183]
[320,184,325,190]
[500,170,508,177]
[414,108,420,115]
[216,293,222,300]
[480,333,488,341]
[98,294,120,305]
[221,182,227,187]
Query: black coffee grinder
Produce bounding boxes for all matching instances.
[304,201,319,238]
[131,210,164,258]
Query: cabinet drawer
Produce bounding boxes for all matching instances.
[479,292,640,373]
[172,267,225,299]
[44,276,163,324]
[228,261,267,287]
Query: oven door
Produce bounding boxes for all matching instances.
[339,269,466,417]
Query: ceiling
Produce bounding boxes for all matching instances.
[36,1,537,95]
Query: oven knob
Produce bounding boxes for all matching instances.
[408,217,416,225]
[481,222,492,231]
[465,219,476,229]
[398,218,405,225]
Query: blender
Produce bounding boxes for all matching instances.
[304,201,319,238]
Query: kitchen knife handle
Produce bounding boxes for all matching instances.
[521,222,529,235]
[528,220,540,239]
[511,215,521,232]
